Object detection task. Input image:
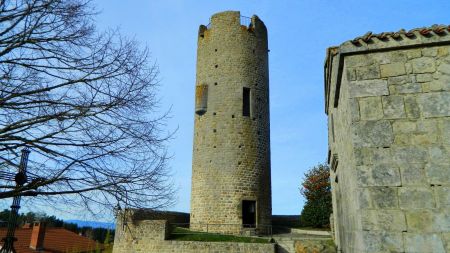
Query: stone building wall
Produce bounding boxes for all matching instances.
[325,27,450,253]
[191,11,271,234]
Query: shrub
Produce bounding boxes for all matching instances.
[299,163,332,228]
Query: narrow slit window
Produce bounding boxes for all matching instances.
[243,87,250,117]
[331,114,335,142]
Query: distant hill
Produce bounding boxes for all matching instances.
[65,219,115,230]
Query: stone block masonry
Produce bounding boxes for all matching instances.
[325,26,450,253]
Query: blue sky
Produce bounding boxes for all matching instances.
[4,1,447,221]
[90,0,450,216]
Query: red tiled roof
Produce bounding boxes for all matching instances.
[349,24,450,46]
[0,228,103,253]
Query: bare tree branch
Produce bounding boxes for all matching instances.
[0,0,175,214]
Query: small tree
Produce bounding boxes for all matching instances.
[299,163,332,228]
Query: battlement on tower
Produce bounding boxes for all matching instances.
[198,11,267,40]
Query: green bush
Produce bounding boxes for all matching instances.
[299,163,332,228]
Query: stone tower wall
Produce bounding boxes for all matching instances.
[190,11,271,233]
[326,29,450,253]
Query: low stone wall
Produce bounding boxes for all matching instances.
[112,217,275,253]
[128,208,190,224]
[291,229,331,236]
[133,241,276,253]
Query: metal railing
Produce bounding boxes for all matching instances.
[170,223,272,237]
[206,15,253,29]
[240,16,252,27]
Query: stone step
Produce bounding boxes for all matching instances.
[270,233,336,253]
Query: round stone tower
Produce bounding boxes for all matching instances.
[190,11,271,234]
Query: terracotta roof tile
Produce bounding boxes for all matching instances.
[0,228,103,253]
[349,24,450,46]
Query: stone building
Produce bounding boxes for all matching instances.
[190,11,272,234]
[325,26,450,252]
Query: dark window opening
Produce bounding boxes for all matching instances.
[243,87,251,117]
[242,200,256,228]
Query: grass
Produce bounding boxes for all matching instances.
[169,227,270,243]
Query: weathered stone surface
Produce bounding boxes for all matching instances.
[359,97,383,120]
[362,231,404,252]
[422,47,438,57]
[356,65,380,80]
[352,120,393,147]
[425,162,450,185]
[406,210,439,232]
[418,92,450,117]
[392,120,416,133]
[400,163,427,186]
[388,75,409,85]
[349,80,389,98]
[380,62,406,77]
[422,75,450,91]
[382,96,405,118]
[417,119,439,133]
[438,47,449,57]
[345,54,375,68]
[435,186,450,207]
[346,68,357,81]
[361,210,406,231]
[406,49,422,59]
[396,82,422,94]
[411,57,436,73]
[428,146,450,163]
[349,98,360,122]
[367,187,398,208]
[404,96,421,118]
[437,209,450,231]
[416,73,433,82]
[440,118,450,145]
[392,147,427,164]
[403,233,446,253]
[438,62,450,75]
[358,188,371,209]
[356,165,401,186]
[398,187,435,209]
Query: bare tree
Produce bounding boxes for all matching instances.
[0,0,174,213]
